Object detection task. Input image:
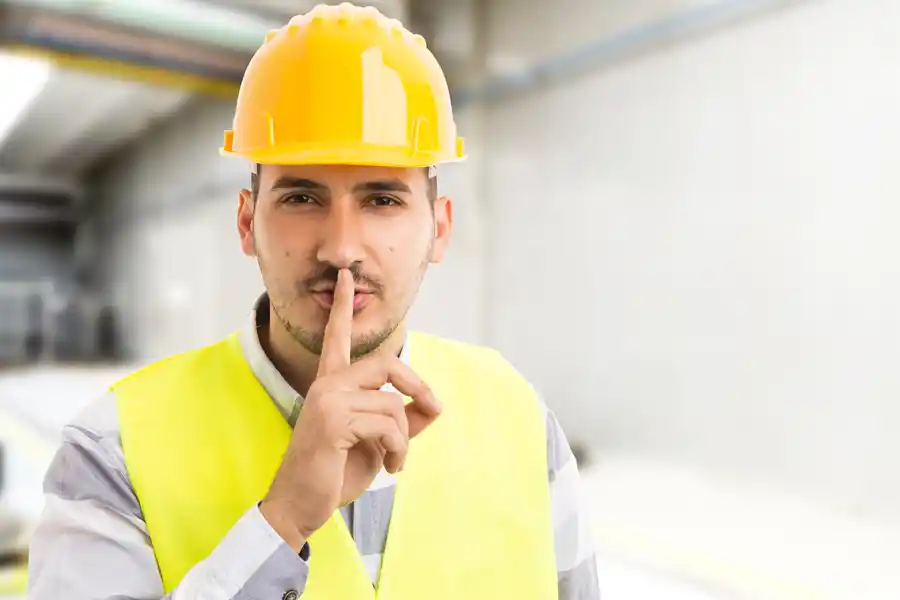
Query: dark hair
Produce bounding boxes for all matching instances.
[251,170,260,199]
[250,165,436,202]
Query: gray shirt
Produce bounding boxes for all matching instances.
[27,297,601,599]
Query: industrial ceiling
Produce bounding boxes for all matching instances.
[0,0,406,183]
[0,0,770,186]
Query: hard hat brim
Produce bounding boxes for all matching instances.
[220,142,466,168]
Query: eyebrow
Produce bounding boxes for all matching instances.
[270,176,328,191]
[268,176,413,195]
[353,179,412,194]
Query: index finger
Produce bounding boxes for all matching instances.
[317,268,354,377]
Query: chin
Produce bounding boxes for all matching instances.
[353,315,403,352]
[349,331,394,359]
[283,300,400,355]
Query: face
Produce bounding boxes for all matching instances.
[238,164,452,359]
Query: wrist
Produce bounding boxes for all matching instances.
[259,499,309,554]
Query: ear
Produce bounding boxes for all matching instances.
[430,195,453,264]
[237,189,256,257]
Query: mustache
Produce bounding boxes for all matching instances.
[301,263,384,295]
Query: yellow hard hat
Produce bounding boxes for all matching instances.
[221,2,465,168]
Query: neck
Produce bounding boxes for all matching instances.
[262,309,407,398]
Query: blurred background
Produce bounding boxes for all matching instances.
[1,0,899,598]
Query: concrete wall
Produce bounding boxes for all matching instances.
[481,0,900,517]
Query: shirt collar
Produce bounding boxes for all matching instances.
[237,293,410,424]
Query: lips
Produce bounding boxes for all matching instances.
[311,290,373,310]
[310,286,375,295]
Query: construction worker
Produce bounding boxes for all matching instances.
[28,3,600,599]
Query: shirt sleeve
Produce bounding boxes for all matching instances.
[27,392,309,600]
[541,396,602,599]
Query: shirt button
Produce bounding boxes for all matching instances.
[283,590,299,600]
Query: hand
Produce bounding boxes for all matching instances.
[260,269,442,551]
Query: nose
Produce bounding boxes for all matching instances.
[316,200,366,268]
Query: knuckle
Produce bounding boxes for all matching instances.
[388,390,405,408]
[388,392,407,419]
[387,427,402,448]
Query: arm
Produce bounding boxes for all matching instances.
[542,399,601,599]
[27,392,309,600]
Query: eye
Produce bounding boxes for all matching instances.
[369,195,401,207]
[282,193,317,205]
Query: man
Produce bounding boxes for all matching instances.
[28,3,600,599]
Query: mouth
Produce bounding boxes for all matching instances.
[310,289,374,311]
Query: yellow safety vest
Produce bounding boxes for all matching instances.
[113,331,557,599]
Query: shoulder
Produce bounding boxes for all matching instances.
[49,338,218,487]
[64,389,122,452]
[45,390,143,520]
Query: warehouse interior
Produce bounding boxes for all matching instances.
[2,0,900,598]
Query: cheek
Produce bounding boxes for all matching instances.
[256,213,303,258]
[383,231,432,277]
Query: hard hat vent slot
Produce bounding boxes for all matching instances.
[412,118,436,153]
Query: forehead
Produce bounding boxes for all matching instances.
[258,163,427,193]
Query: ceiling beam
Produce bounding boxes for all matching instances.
[186,0,300,23]
[0,4,249,95]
